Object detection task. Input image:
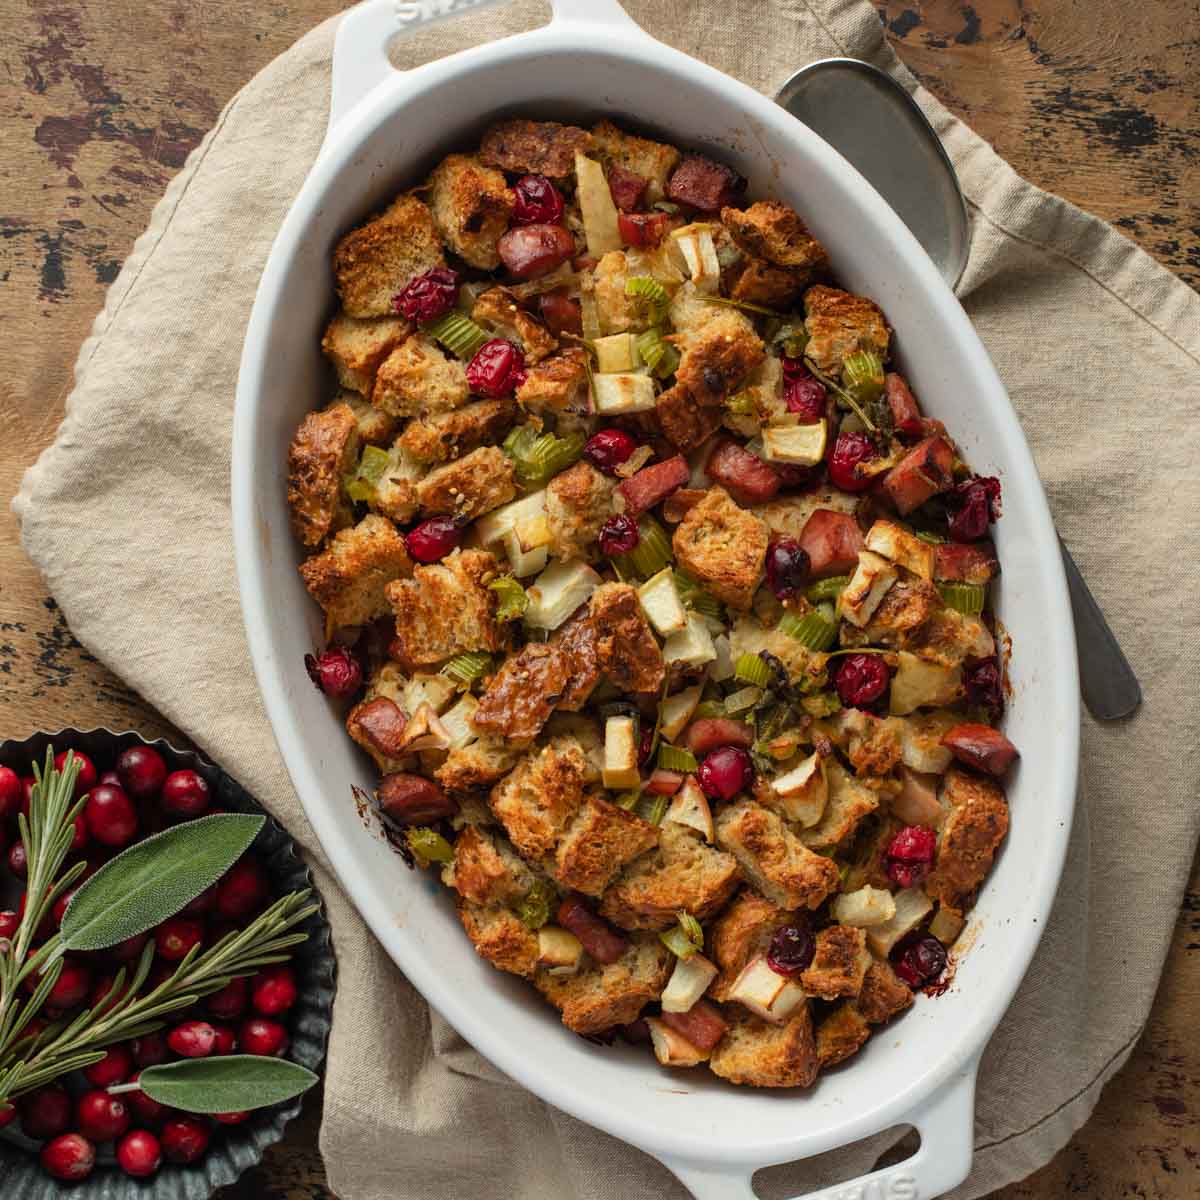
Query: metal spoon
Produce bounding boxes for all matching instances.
[776,58,1141,721]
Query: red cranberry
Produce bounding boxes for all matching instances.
[84,784,139,847]
[251,965,299,1016]
[206,975,249,1020]
[156,916,204,962]
[511,174,564,225]
[0,1100,13,1128]
[304,646,363,699]
[55,749,98,797]
[835,653,892,708]
[213,1110,250,1124]
[965,656,1005,721]
[83,1043,134,1087]
[783,369,828,422]
[125,1071,170,1124]
[891,931,949,989]
[0,765,20,821]
[697,746,753,802]
[466,338,526,397]
[393,266,459,323]
[584,428,638,474]
[52,884,80,928]
[167,1019,216,1058]
[885,825,938,888]
[76,1088,131,1141]
[116,745,168,800]
[828,431,879,493]
[20,775,35,816]
[598,513,640,557]
[69,813,89,854]
[183,882,219,916]
[240,1016,289,1057]
[0,909,18,940]
[40,1132,96,1182]
[766,921,816,977]
[162,1114,211,1164]
[98,769,122,787]
[404,515,463,564]
[8,839,27,878]
[216,856,270,922]
[45,958,92,1013]
[132,1032,168,1067]
[947,476,1001,543]
[111,931,149,964]
[765,537,810,600]
[117,1129,162,1178]
[19,1083,72,1139]
[211,1022,238,1055]
[160,769,211,819]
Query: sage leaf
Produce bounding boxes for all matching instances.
[138,1055,318,1113]
[61,813,264,951]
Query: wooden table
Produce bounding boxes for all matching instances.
[0,2,1195,1196]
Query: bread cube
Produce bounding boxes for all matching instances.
[298,513,411,629]
[427,154,514,270]
[287,402,361,547]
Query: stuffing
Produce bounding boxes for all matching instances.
[427,154,514,270]
[720,201,828,272]
[709,1008,818,1089]
[750,488,857,541]
[656,382,725,453]
[672,487,768,611]
[287,402,361,547]
[480,118,594,178]
[415,445,516,520]
[472,287,557,364]
[458,900,539,978]
[554,795,660,896]
[800,925,872,999]
[600,824,740,931]
[298,513,412,629]
[445,824,537,908]
[397,398,516,463]
[843,714,904,778]
[333,389,399,447]
[815,1004,871,1069]
[535,933,671,1036]
[841,579,943,651]
[373,334,469,418]
[472,641,573,742]
[727,616,820,687]
[591,119,680,201]
[547,609,603,710]
[593,251,637,334]
[385,548,506,669]
[856,960,915,1024]
[545,461,614,562]
[675,309,765,406]
[803,284,890,375]
[543,712,605,780]
[908,606,995,669]
[727,256,809,312]
[365,442,423,526]
[799,761,879,849]
[332,194,446,318]
[589,582,666,693]
[488,736,590,860]
[346,696,411,774]
[925,768,1009,912]
[515,348,591,422]
[435,735,521,794]
[668,280,724,334]
[322,311,412,394]
[708,890,794,1002]
[715,800,840,911]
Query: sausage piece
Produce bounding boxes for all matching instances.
[498,224,576,279]
[882,436,956,515]
[607,165,648,212]
[557,896,628,964]
[941,723,1019,777]
[617,454,690,516]
[797,509,865,578]
[666,155,746,213]
[660,999,729,1051]
[377,772,458,825]
[705,438,781,506]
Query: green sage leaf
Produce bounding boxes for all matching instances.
[61,813,265,951]
[138,1055,317,1113]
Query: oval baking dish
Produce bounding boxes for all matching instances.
[231,3,1080,1197]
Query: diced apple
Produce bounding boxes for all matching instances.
[898,710,959,774]
[665,776,714,841]
[438,694,480,750]
[709,633,734,681]
[929,906,965,945]
[661,953,719,1013]
[503,530,549,578]
[593,373,657,415]
[831,886,897,928]
[866,888,934,956]
[889,652,963,716]
[673,227,720,293]
[645,1017,709,1066]
[537,926,584,974]
[397,703,453,753]
[663,612,717,668]
[575,153,623,257]
[838,550,899,627]
[594,332,640,373]
[401,673,457,716]
[864,519,935,581]
[638,568,688,637]
[659,685,703,742]
[475,489,547,546]
[761,420,828,467]
[603,715,641,789]
[892,766,945,828]
[728,955,806,1025]
[524,561,602,630]
[768,752,827,827]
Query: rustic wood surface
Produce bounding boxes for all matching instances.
[0,1,1195,1196]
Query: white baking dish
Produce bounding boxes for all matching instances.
[232,2,1080,1196]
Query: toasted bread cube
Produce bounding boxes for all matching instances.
[385,547,505,669]
[838,550,899,628]
[545,462,614,563]
[373,334,469,418]
[435,735,521,794]
[488,736,590,860]
[672,487,768,611]
[660,686,703,743]
[444,824,536,907]
[889,651,964,715]
[800,925,872,1000]
[715,800,839,910]
[676,309,765,406]
[728,255,809,312]
[427,153,514,270]
[646,1017,708,1066]
[767,752,827,827]
[803,284,890,375]
[332,194,445,318]
[471,642,572,743]
[299,513,411,629]
[857,959,915,1024]
[728,955,806,1024]
[662,612,718,669]
[665,775,714,842]
[516,348,592,421]
[287,403,361,548]
[799,761,879,850]
[925,767,1008,912]
[816,1003,872,1069]
[398,398,516,463]
[865,519,936,580]
[481,118,594,178]
[602,716,641,790]
[721,201,828,272]
[866,887,934,957]
[537,926,584,973]
[910,605,996,668]
[415,445,516,521]
[400,672,456,716]
[590,582,666,693]
[709,1008,818,1088]
[555,795,659,897]
[458,900,539,978]
[365,442,423,526]
[472,286,557,364]
[591,119,680,202]
[322,311,412,394]
[332,389,398,447]
[708,890,795,1002]
[832,886,897,929]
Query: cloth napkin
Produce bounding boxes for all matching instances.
[13,1,1200,1197]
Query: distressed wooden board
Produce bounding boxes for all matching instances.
[0,3,1194,1197]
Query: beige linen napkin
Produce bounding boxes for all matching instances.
[13,1,1200,1197]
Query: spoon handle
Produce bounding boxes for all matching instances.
[1059,538,1141,720]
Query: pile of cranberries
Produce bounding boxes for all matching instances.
[0,743,301,1184]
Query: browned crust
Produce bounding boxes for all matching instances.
[447,825,533,908]
[548,609,603,711]
[298,513,412,629]
[815,1003,872,1069]
[925,768,1009,911]
[488,737,589,860]
[589,582,666,694]
[856,960,915,1025]
[472,641,572,742]
[675,310,765,406]
[553,796,659,897]
[287,403,360,547]
[427,154,514,270]
[709,1008,819,1088]
[415,445,516,520]
[398,398,517,464]
[803,284,890,374]
[472,286,558,364]
[800,924,871,1000]
[655,382,725,453]
[458,899,539,977]
[672,486,768,611]
[707,890,794,1002]
[720,201,829,271]
[727,257,809,310]
[480,118,595,178]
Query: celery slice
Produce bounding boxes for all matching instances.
[771,321,809,358]
[613,791,641,811]
[406,827,454,867]
[618,516,673,579]
[801,691,842,717]
[725,390,758,416]
[425,311,490,359]
[842,350,885,407]
[488,576,529,621]
[723,686,763,715]
[938,581,986,616]
[517,880,557,931]
[440,652,493,687]
[636,326,680,380]
[913,529,947,545]
[806,575,851,604]
[691,699,726,720]
[733,652,771,688]
[357,444,391,483]
[625,276,670,322]
[635,794,668,826]
[673,570,723,622]
[657,743,699,773]
[504,425,585,489]
[779,609,837,652]
[659,911,703,958]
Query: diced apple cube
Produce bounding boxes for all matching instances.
[709,633,734,681]
[898,710,959,774]
[594,332,640,373]
[889,652,963,716]
[831,886,897,928]
[524,561,602,630]
[475,489,547,546]
[661,953,719,1013]
[728,955,807,1025]
[864,519,936,580]
[665,776,714,841]
[603,715,641,789]
[929,906,965,946]
[761,420,828,467]
[662,612,717,668]
[537,926,584,973]
[503,530,549,578]
[398,703,453,753]
[439,694,480,750]
[638,568,688,637]
[866,888,934,956]
[837,550,898,627]
[674,227,720,293]
[645,1017,709,1066]
[659,685,703,743]
[769,752,827,827]
[401,673,457,716]
[593,373,657,415]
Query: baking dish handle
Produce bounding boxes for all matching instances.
[659,1062,978,1200]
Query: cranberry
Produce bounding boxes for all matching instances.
[393,266,459,323]
[965,656,1005,721]
[835,653,892,708]
[947,476,1001,543]
[167,1019,216,1058]
[765,537,810,600]
[216,855,270,922]
[55,749,98,797]
[83,1043,133,1087]
[162,1114,211,1164]
[84,784,139,847]
[0,765,20,821]
[828,431,878,493]
[617,210,672,246]
[41,1133,96,1182]
[69,813,89,854]
[404,515,463,564]
[584,428,638,474]
[697,746,753,801]
[77,1088,131,1141]
[766,921,816,977]
[160,769,211,819]
[512,174,565,225]
[598,513,639,557]
[19,1083,72,1139]
[211,1022,238,1055]
[240,1016,289,1057]
[117,1129,162,1177]
[466,338,526,396]
[183,882,219,916]
[98,769,122,787]
[207,975,249,1020]
[111,931,149,964]
[783,369,828,423]
[8,839,27,878]
[132,1032,168,1067]
[885,825,938,888]
[156,916,204,962]
[213,1110,250,1124]
[125,1071,170,1124]
[0,909,17,941]
[252,965,299,1016]
[304,646,363,699]
[44,958,92,1013]
[116,745,168,800]
[52,884,80,927]
[0,1100,13,1128]
[891,931,948,988]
